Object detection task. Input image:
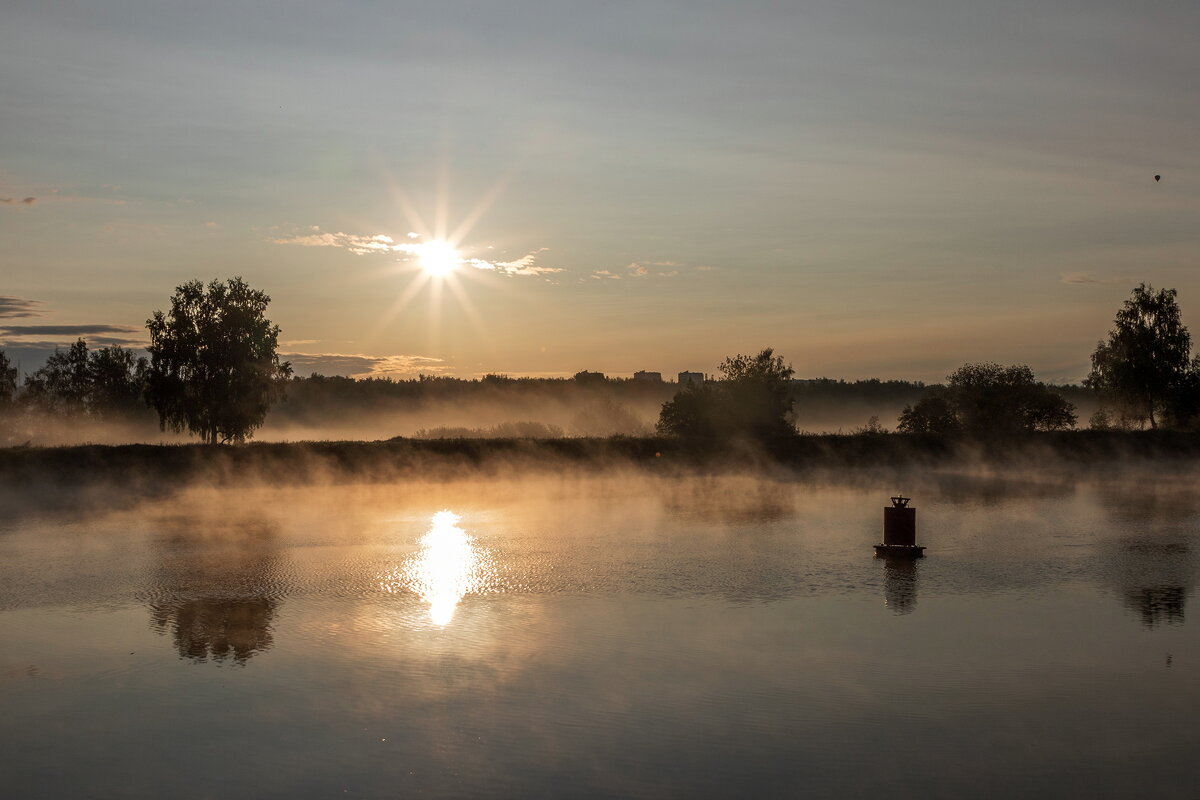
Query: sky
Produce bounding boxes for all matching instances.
[2,0,1198,383]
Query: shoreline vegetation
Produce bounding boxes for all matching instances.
[5,430,1200,496]
[3,285,1197,471]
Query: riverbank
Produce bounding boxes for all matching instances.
[3,431,1200,496]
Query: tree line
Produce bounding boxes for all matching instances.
[1,280,1195,446]
[657,283,1200,446]
[1,338,148,423]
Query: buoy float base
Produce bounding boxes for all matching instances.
[874,544,926,558]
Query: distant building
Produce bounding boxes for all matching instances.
[633,371,662,383]
[574,370,607,384]
[678,371,704,386]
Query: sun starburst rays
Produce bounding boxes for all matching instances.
[335,161,557,360]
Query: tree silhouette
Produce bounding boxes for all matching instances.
[897,389,961,434]
[897,363,1075,435]
[146,278,291,444]
[87,344,148,416]
[947,362,1075,435]
[717,349,796,441]
[1087,284,1192,429]
[657,347,795,445]
[657,380,726,441]
[21,339,148,420]
[0,349,16,441]
[21,339,91,417]
[0,349,16,409]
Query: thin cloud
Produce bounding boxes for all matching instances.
[0,197,36,206]
[273,227,563,276]
[466,248,562,277]
[0,324,141,336]
[273,229,400,255]
[368,354,452,377]
[627,260,680,277]
[1061,272,1134,285]
[0,296,45,319]
[0,336,146,350]
[284,352,450,378]
[591,270,621,280]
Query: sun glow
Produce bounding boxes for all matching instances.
[362,177,531,346]
[380,510,493,627]
[417,240,461,277]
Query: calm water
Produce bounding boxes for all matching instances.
[2,472,1199,798]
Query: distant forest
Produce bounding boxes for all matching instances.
[0,338,1101,446]
[273,372,1098,436]
[0,341,1099,446]
[20,275,1188,447]
[275,373,944,437]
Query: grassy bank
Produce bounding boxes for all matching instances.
[4,431,1200,497]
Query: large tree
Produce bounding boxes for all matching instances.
[1086,284,1192,429]
[146,277,291,444]
[897,362,1075,435]
[657,347,795,445]
[716,348,796,441]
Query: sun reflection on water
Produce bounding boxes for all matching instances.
[386,510,488,626]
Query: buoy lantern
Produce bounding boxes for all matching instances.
[874,495,925,557]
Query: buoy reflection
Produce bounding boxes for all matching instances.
[409,510,481,626]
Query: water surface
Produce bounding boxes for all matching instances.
[2,473,1198,798]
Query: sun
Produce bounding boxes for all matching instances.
[417,240,461,277]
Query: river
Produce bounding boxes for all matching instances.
[2,472,1197,798]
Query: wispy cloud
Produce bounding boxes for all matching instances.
[0,325,145,350]
[466,248,561,277]
[0,336,146,349]
[273,227,562,276]
[273,229,400,255]
[595,261,684,280]
[0,324,141,337]
[627,261,682,277]
[1061,272,1134,285]
[0,296,45,319]
[284,351,450,379]
[0,197,36,206]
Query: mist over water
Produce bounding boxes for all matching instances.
[2,377,1006,445]
[2,470,1198,798]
